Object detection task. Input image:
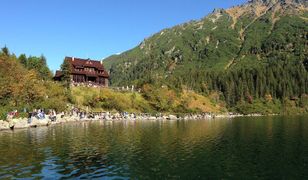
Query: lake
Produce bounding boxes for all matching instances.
[0,116,308,179]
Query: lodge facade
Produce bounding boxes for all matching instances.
[54,57,109,87]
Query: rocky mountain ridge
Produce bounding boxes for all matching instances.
[249,0,307,5]
[103,0,307,93]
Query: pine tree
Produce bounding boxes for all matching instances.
[18,54,28,67]
[39,55,52,80]
[61,58,71,88]
[1,46,10,56]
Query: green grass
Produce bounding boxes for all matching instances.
[71,86,227,114]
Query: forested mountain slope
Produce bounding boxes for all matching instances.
[104,0,308,110]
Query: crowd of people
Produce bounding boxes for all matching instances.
[7,109,57,123]
[6,107,237,124]
[28,109,57,123]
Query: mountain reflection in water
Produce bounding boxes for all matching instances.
[0,116,308,179]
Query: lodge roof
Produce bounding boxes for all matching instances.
[54,70,63,78]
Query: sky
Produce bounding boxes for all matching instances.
[0,0,246,72]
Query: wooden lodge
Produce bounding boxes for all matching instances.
[54,57,109,87]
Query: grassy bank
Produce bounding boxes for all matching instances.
[71,85,308,115]
[71,85,227,114]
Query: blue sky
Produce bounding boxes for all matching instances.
[0,0,246,72]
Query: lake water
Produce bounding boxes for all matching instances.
[0,116,308,179]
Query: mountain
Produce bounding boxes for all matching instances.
[104,0,307,82]
[103,0,308,109]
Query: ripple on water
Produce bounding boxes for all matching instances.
[0,117,308,179]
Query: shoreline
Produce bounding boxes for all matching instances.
[0,113,276,132]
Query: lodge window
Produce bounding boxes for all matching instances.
[73,75,85,82]
[85,68,95,72]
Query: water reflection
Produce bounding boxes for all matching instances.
[0,116,308,179]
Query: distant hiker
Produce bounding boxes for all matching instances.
[32,109,38,119]
[37,109,45,120]
[49,110,56,122]
[28,111,32,124]
[6,110,18,120]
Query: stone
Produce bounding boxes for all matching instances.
[0,120,10,130]
[168,115,178,120]
[162,116,169,120]
[184,116,191,120]
[57,119,67,123]
[66,117,75,122]
[14,119,29,129]
[148,117,157,120]
[156,117,163,120]
[30,118,50,127]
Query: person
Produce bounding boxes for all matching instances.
[53,110,57,121]
[37,109,45,120]
[79,112,85,120]
[49,110,56,122]
[41,110,45,119]
[32,109,38,119]
[14,110,19,118]
[6,112,12,120]
[28,111,32,124]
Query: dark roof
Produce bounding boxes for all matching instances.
[54,70,63,78]
[65,57,105,70]
[54,57,109,79]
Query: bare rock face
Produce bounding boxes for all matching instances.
[249,0,307,6]
[283,0,307,5]
[212,8,226,14]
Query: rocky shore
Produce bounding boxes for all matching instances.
[0,113,265,131]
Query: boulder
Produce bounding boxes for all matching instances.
[135,116,142,120]
[57,118,67,123]
[73,117,80,121]
[9,121,15,129]
[0,120,10,130]
[94,116,101,121]
[148,116,157,120]
[156,117,163,121]
[168,115,178,120]
[13,119,29,129]
[50,121,60,125]
[65,117,75,122]
[184,116,191,120]
[30,118,50,127]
